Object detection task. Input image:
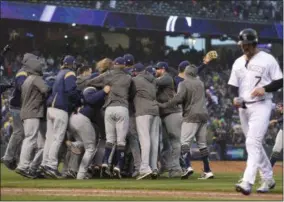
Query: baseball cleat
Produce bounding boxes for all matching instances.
[1,158,17,170]
[151,170,158,180]
[257,179,276,193]
[181,167,194,180]
[67,170,77,179]
[132,171,139,178]
[15,168,35,179]
[100,164,111,178]
[198,171,214,180]
[113,167,122,179]
[136,171,152,180]
[92,166,101,178]
[44,166,62,179]
[235,181,252,195]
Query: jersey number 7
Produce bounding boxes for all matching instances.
[255,76,261,87]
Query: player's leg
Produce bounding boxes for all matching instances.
[29,120,46,177]
[159,122,171,176]
[114,106,129,179]
[180,122,198,179]
[2,108,24,169]
[195,123,214,179]
[16,118,40,178]
[135,115,152,180]
[239,101,273,194]
[127,115,141,178]
[45,108,68,177]
[270,129,283,167]
[101,107,116,177]
[149,115,160,179]
[75,114,96,180]
[163,112,183,177]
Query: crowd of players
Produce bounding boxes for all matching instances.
[1,50,221,180]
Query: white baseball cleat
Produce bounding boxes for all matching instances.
[256,179,276,193]
[181,167,194,179]
[235,181,252,195]
[198,171,214,180]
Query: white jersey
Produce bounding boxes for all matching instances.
[228,51,283,102]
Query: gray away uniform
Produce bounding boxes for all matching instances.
[156,72,182,175]
[17,57,49,171]
[131,71,160,175]
[88,68,132,171]
[159,66,211,173]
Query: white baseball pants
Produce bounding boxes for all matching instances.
[136,115,159,174]
[41,108,68,170]
[239,100,273,184]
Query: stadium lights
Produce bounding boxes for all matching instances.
[84,35,89,40]
[64,35,68,39]
[72,23,76,27]
[32,13,36,17]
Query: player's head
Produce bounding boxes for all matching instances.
[184,64,197,78]
[62,55,76,69]
[96,58,112,73]
[123,54,135,67]
[178,60,190,73]
[113,57,126,69]
[238,28,258,58]
[133,63,145,76]
[78,65,92,77]
[155,61,168,77]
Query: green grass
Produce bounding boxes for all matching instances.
[1,164,283,201]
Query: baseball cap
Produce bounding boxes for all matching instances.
[133,63,145,72]
[123,54,134,66]
[155,62,168,71]
[113,57,125,66]
[178,60,190,72]
[63,55,75,65]
[184,64,197,77]
[146,65,156,74]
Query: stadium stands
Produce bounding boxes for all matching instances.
[18,0,283,23]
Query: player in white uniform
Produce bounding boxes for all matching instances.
[228,28,283,195]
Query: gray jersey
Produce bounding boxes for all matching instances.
[131,72,159,117]
[161,76,208,123]
[156,72,182,116]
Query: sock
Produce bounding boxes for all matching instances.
[270,152,280,167]
[102,142,113,165]
[200,147,211,172]
[181,144,191,168]
[116,145,125,170]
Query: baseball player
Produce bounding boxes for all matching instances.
[41,55,80,178]
[174,51,218,91]
[131,63,160,180]
[87,57,132,179]
[229,28,283,195]
[15,53,49,178]
[2,55,29,170]
[158,65,214,180]
[269,103,283,167]
[155,61,183,178]
[69,84,110,179]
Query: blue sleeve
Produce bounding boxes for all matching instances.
[64,73,81,107]
[197,63,207,74]
[90,72,99,79]
[15,76,27,91]
[84,90,106,105]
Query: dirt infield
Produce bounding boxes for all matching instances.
[2,188,283,200]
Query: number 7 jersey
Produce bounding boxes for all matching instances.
[228,51,283,102]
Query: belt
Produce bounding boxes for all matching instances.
[242,99,266,108]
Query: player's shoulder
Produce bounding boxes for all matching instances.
[232,55,246,69]
[257,51,276,62]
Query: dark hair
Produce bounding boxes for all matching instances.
[78,66,91,75]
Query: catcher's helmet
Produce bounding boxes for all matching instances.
[238,28,258,45]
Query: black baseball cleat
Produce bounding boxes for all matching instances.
[151,169,158,180]
[100,164,112,178]
[15,168,36,179]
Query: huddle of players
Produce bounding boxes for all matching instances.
[2,51,216,180]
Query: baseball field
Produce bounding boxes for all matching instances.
[1,161,283,201]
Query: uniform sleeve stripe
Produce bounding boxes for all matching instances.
[64,71,75,79]
[16,72,28,77]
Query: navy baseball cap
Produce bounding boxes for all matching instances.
[123,54,134,66]
[133,63,145,72]
[113,57,125,66]
[146,65,156,75]
[178,60,190,72]
[155,62,168,71]
[63,55,75,65]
